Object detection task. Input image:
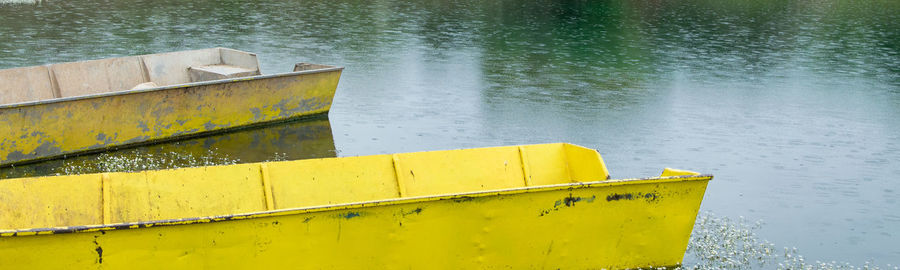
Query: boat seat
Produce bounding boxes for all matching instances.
[142,48,260,86]
[188,64,259,82]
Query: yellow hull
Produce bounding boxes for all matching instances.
[0,143,711,269]
[0,68,342,166]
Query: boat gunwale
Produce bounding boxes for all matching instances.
[0,65,344,110]
[0,173,712,237]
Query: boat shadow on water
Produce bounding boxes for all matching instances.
[0,115,336,179]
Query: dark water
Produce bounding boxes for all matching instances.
[1,0,898,266]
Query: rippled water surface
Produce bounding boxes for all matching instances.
[1,0,898,266]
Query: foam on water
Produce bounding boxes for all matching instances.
[0,0,41,4]
[56,150,240,175]
[676,212,898,270]
[50,151,290,175]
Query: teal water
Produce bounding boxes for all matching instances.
[1,0,898,267]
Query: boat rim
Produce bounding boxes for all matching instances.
[0,173,712,237]
[0,66,345,110]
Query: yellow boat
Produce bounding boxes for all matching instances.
[0,47,343,167]
[0,143,711,269]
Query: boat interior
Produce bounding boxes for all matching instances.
[0,143,608,231]
[0,48,261,106]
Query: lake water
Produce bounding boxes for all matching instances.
[1,0,898,267]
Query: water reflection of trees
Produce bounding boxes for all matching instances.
[631,0,899,85]
[472,0,652,110]
[3,0,894,84]
[462,0,898,106]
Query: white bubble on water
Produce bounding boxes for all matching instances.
[0,0,41,4]
[59,149,241,175]
[675,212,898,270]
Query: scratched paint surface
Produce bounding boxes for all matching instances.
[0,70,341,166]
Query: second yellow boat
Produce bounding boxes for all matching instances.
[0,47,343,167]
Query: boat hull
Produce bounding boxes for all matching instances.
[0,175,710,269]
[0,68,342,166]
